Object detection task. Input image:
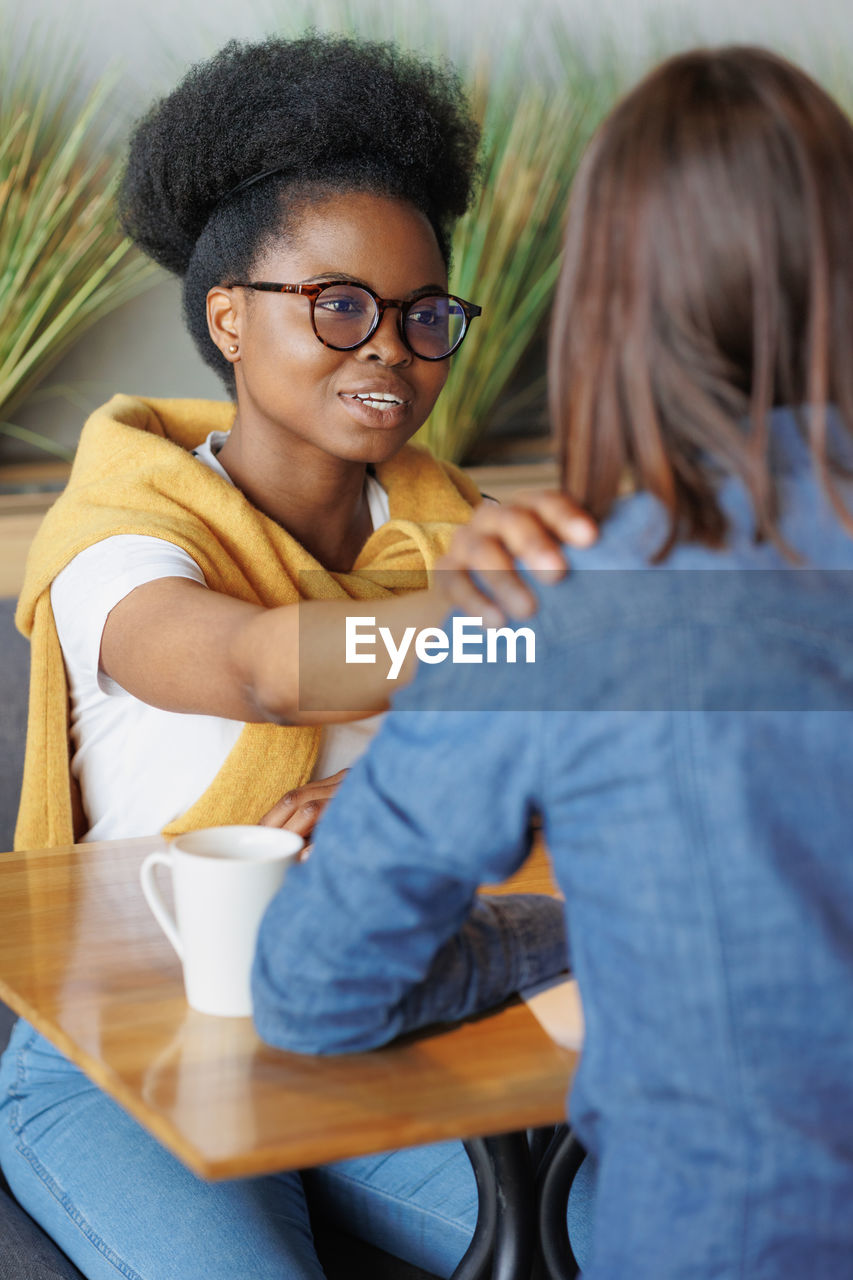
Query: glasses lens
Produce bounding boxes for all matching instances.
[404,296,467,359]
[313,285,377,349]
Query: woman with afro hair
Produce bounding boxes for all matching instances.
[0,32,582,1280]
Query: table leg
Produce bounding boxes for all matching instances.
[527,1125,558,1171]
[451,1133,536,1280]
[535,1125,585,1280]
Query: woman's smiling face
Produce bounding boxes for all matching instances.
[210,191,451,467]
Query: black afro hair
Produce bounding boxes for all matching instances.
[118,33,481,391]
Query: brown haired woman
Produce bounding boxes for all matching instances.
[250,46,853,1278]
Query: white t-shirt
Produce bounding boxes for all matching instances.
[51,431,390,841]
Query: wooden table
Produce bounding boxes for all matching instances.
[0,834,578,1277]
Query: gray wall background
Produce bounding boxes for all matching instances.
[7,0,853,458]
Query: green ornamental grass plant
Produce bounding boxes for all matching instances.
[416,66,606,462]
[0,43,156,461]
[416,17,631,463]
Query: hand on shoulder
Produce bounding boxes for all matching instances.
[436,490,598,624]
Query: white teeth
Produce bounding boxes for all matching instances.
[351,393,403,410]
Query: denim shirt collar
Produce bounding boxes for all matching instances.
[765,405,853,476]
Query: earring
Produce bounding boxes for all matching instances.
[228,343,238,354]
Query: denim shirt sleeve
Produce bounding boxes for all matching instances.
[252,703,567,1054]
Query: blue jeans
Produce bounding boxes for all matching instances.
[0,1021,480,1279]
[0,1021,593,1278]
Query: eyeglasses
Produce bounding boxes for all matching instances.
[228,279,482,361]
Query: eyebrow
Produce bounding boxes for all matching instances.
[299,272,449,297]
[299,272,356,285]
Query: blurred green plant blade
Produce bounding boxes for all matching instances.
[0,421,75,461]
[0,32,157,459]
[417,69,609,461]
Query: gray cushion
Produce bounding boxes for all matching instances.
[0,596,27,1135]
[0,599,28,856]
[0,598,28,1073]
[0,598,28,1053]
[0,599,22,1161]
[0,607,84,1276]
[0,1005,15,1057]
[0,1182,86,1280]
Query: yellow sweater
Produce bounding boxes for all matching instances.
[15,395,480,850]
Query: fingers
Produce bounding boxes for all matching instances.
[436,491,597,624]
[511,489,598,555]
[437,535,537,624]
[259,769,348,836]
[466,492,597,572]
[280,803,323,839]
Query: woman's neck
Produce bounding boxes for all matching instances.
[216,427,375,571]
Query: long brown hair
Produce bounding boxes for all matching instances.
[549,46,853,558]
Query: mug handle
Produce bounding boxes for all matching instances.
[140,852,183,959]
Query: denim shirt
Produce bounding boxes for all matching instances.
[253,409,853,1279]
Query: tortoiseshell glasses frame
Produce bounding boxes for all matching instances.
[227,279,482,361]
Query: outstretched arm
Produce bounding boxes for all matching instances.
[99,491,595,727]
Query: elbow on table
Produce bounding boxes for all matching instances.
[250,966,401,1056]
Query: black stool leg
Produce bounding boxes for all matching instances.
[535,1125,586,1280]
[451,1139,497,1280]
[527,1125,558,1170]
[451,1133,536,1280]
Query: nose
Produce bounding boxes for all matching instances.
[356,306,412,368]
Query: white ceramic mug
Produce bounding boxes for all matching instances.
[140,826,303,1017]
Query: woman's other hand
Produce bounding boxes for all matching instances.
[259,769,348,843]
[435,490,598,625]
